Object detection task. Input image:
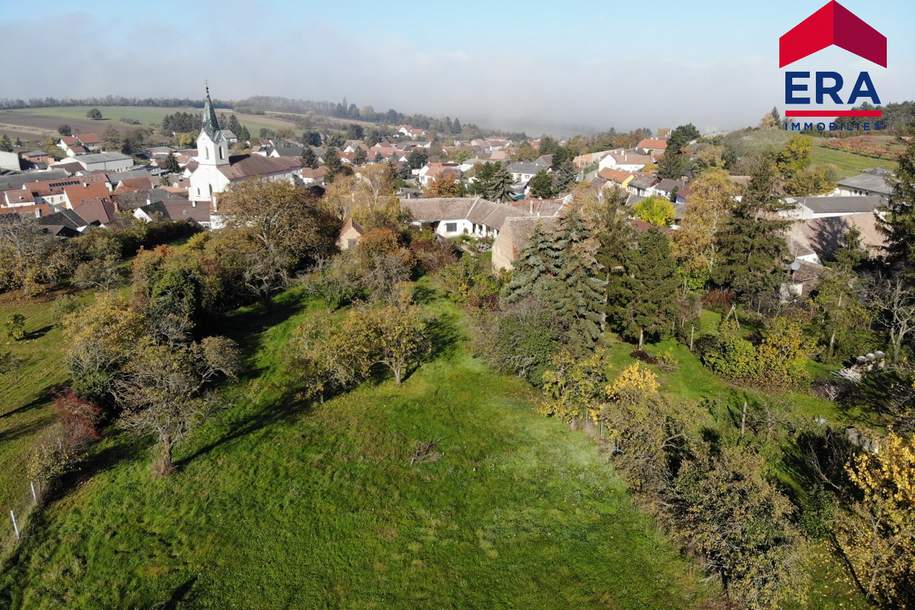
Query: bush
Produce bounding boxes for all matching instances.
[472,298,564,386]
[53,389,102,446]
[6,313,26,341]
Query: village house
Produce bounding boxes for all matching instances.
[598,150,652,173]
[507,158,550,186]
[573,150,613,170]
[336,218,365,250]
[627,175,660,197]
[833,168,893,199]
[417,163,462,188]
[75,152,134,172]
[635,137,668,158]
[782,195,884,220]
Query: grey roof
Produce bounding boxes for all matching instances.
[76,152,132,165]
[202,87,221,137]
[37,209,87,230]
[0,170,68,190]
[507,160,547,175]
[629,175,659,190]
[798,195,884,215]
[836,170,893,196]
[654,178,686,194]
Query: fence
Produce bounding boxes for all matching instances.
[1,477,43,560]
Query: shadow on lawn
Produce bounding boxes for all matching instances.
[0,383,66,420]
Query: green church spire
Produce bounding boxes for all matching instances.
[202,84,221,137]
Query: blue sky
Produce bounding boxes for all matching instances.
[1,0,912,134]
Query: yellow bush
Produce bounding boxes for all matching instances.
[606,363,659,403]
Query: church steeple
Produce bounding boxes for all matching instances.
[202,84,221,137]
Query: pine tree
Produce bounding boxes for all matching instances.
[607,229,678,348]
[0,134,12,152]
[325,146,343,179]
[713,157,789,308]
[504,223,563,303]
[553,207,606,345]
[163,152,180,173]
[552,160,577,194]
[881,136,915,284]
[301,146,319,169]
[490,165,514,202]
[529,170,553,198]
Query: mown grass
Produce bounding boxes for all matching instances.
[0,288,714,609]
[810,143,897,178]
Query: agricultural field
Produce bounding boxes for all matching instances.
[0,289,715,609]
[0,106,299,146]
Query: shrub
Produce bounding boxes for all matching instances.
[6,313,26,341]
[606,362,660,405]
[53,389,103,445]
[472,298,564,386]
[540,348,611,422]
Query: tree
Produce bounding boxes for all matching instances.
[116,337,239,475]
[881,135,915,284]
[220,180,338,301]
[424,174,463,197]
[355,302,430,384]
[551,160,577,194]
[528,170,553,198]
[813,267,871,360]
[672,447,807,610]
[73,255,123,292]
[0,134,12,152]
[632,196,676,227]
[607,229,678,348]
[673,168,736,282]
[86,108,103,120]
[836,432,915,606]
[324,146,343,180]
[162,152,180,173]
[552,207,607,345]
[6,313,26,341]
[759,107,781,129]
[301,146,318,169]
[103,125,121,150]
[346,123,365,140]
[869,278,915,362]
[407,149,428,170]
[321,167,402,229]
[57,125,72,136]
[656,149,689,179]
[713,157,789,309]
[353,146,367,166]
[488,164,514,202]
[503,222,563,303]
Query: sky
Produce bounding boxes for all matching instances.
[0,0,912,135]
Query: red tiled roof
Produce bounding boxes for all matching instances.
[64,182,110,208]
[637,138,668,150]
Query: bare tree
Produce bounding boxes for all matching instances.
[870,278,915,362]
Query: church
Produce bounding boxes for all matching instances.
[188,87,304,213]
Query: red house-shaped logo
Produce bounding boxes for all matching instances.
[779,1,886,68]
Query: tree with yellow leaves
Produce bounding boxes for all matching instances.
[672,168,736,285]
[836,432,915,606]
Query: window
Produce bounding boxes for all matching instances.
[209,184,213,199]
[445,222,457,233]
[219,147,224,160]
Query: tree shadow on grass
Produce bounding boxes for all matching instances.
[159,575,198,610]
[0,383,66,420]
[47,435,151,503]
[0,415,54,443]
[24,325,53,341]
[174,387,307,471]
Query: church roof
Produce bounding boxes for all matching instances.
[202,86,222,138]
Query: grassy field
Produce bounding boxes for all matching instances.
[722,128,897,178]
[0,106,298,145]
[0,288,714,609]
[0,294,78,558]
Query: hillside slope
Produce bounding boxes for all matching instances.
[0,290,712,609]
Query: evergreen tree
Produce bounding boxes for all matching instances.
[301,146,319,169]
[353,147,367,165]
[713,157,789,308]
[489,165,514,202]
[163,152,180,173]
[15,137,22,147]
[607,229,678,348]
[0,134,12,152]
[657,148,688,179]
[552,160,577,194]
[325,146,343,179]
[881,135,915,284]
[529,170,553,198]
[503,223,563,303]
[553,208,607,345]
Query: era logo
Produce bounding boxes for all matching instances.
[784,71,880,105]
[779,1,886,119]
